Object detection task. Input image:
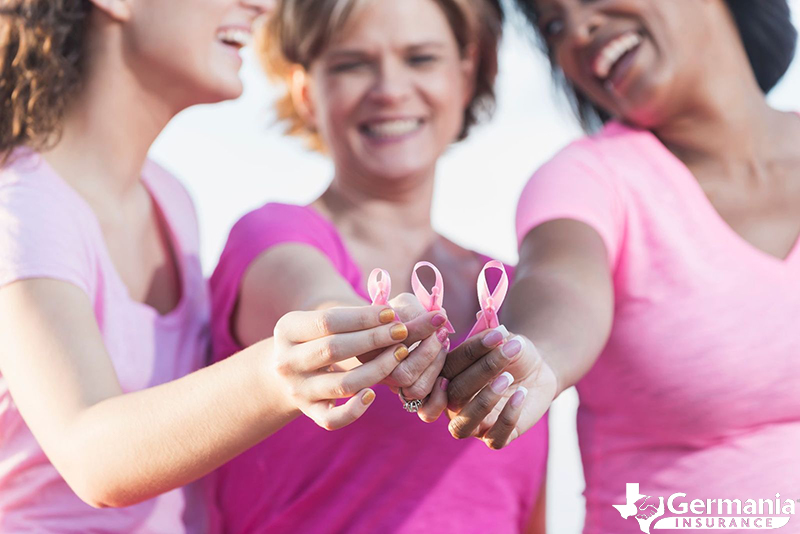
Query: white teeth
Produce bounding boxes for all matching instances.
[216,28,252,48]
[593,32,641,80]
[364,119,422,139]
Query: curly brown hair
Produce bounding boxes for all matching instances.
[0,0,92,165]
[259,0,503,152]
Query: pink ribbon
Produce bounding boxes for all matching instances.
[367,268,391,305]
[411,261,455,334]
[465,260,509,339]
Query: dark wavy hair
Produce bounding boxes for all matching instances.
[513,0,798,131]
[0,0,92,164]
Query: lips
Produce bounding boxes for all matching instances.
[360,118,424,140]
[216,27,252,49]
[592,31,642,82]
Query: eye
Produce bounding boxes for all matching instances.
[329,61,367,74]
[408,54,437,66]
[541,18,565,39]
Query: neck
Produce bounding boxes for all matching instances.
[44,34,179,203]
[317,165,437,248]
[650,31,780,175]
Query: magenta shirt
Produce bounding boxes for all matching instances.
[517,121,800,533]
[209,203,548,534]
[0,152,211,533]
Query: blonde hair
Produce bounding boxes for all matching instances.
[258,0,503,152]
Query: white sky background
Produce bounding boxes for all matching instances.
[151,2,800,532]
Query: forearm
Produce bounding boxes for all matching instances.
[504,269,612,397]
[58,340,294,508]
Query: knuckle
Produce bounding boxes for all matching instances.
[478,354,502,377]
[473,392,495,413]
[405,382,428,400]
[448,418,471,440]
[447,381,469,406]
[391,367,415,388]
[314,312,334,336]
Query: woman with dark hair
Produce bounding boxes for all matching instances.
[441,0,800,532]
[0,1,420,531]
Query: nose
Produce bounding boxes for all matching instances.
[368,57,413,105]
[565,4,604,47]
[241,0,277,17]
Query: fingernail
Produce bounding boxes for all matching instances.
[510,386,528,408]
[496,325,510,339]
[361,389,376,405]
[390,323,408,341]
[500,337,523,359]
[444,338,450,351]
[439,377,449,391]
[394,345,409,362]
[482,329,504,348]
[431,314,447,327]
[379,308,396,324]
[490,372,514,394]
[436,328,448,344]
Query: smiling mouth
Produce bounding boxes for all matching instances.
[360,119,424,140]
[216,28,252,50]
[592,31,642,86]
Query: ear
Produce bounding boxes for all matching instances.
[87,0,132,22]
[460,43,479,108]
[289,66,318,130]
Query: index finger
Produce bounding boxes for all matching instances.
[441,326,508,380]
[275,306,397,343]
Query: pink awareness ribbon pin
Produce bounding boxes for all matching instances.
[465,260,509,339]
[411,261,455,334]
[367,268,392,305]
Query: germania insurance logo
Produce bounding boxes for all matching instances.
[612,484,797,532]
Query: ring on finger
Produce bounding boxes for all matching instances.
[398,388,424,413]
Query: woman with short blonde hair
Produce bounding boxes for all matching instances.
[209,0,548,532]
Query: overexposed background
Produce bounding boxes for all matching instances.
[151,2,800,532]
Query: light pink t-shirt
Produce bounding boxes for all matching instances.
[208,203,548,534]
[0,151,211,533]
[517,121,800,534]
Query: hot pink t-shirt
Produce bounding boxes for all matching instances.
[516,121,800,533]
[209,203,548,534]
[0,152,211,533]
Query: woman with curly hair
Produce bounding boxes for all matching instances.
[443,0,800,532]
[0,0,434,531]
[208,0,548,532]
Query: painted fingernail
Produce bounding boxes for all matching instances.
[510,386,528,408]
[390,323,408,341]
[482,329,504,348]
[496,325,510,339]
[500,337,523,359]
[431,314,447,327]
[436,327,448,344]
[490,372,514,394]
[394,345,409,362]
[379,308,396,324]
[361,389,376,405]
[439,377,449,391]
[444,338,450,351]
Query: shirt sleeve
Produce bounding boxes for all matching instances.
[515,143,625,270]
[209,203,340,360]
[0,178,94,296]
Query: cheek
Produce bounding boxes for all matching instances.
[423,68,469,137]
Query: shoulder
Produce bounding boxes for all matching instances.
[0,152,96,294]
